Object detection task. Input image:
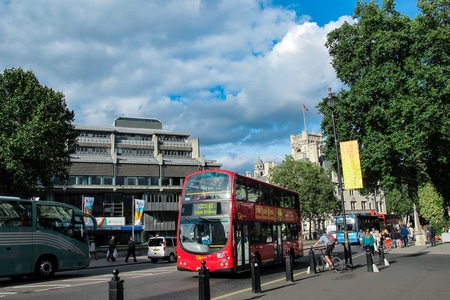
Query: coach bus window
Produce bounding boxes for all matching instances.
[0,201,32,228]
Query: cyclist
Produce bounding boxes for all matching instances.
[312,232,335,269]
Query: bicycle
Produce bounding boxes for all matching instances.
[314,247,344,273]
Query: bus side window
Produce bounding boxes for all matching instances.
[235,178,247,201]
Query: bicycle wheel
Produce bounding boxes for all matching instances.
[332,257,344,273]
[316,256,324,272]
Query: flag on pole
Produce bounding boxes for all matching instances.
[83,197,95,226]
[134,199,145,225]
[83,197,95,215]
[303,104,312,114]
[340,140,364,189]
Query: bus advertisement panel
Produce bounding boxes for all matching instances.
[176,170,303,273]
[335,213,383,244]
[0,196,96,279]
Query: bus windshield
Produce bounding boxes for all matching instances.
[182,171,231,201]
[179,217,230,254]
[335,215,356,232]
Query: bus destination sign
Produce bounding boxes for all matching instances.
[193,203,217,216]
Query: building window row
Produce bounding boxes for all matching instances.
[162,150,191,156]
[159,135,186,142]
[79,131,109,138]
[76,147,110,154]
[117,148,153,156]
[56,176,184,187]
[116,134,151,141]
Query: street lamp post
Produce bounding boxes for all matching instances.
[326,87,353,267]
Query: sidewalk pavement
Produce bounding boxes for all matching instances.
[88,252,151,269]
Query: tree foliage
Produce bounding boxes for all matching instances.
[0,68,77,198]
[318,0,450,217]
[418,182,444,225]
[385,186,413,217]
[269,156,340,238]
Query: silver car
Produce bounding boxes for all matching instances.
[147,236,177,263]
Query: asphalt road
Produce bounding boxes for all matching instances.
[0,241,449,299]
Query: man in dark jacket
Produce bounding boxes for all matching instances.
[106,235,117,262]
[427,225,436,247]
[125,236,137,262]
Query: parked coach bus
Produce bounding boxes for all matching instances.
[0,196,96,280]
[176,169,303,273]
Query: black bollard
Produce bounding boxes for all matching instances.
[309,248,316,274]
[285,251,294,282]
[251,254,261,293]
[378,244,385,266]
[365,247,373,272]
[108,269,124,300]
[198,260,210,300]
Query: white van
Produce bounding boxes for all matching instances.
[147,236,177,263]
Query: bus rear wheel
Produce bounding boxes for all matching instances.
[35,256,56,279]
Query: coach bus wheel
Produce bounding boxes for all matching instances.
[35,256,56,279]
[168,253,176,263]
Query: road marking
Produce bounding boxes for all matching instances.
[211,270,307,300]
[0,292,18,297]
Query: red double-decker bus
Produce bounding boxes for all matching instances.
[176,169,303,273]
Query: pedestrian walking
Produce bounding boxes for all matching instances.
[362,229,375,257]
[400,225,409,247]
[427,225,436,247]
[89,240,97,260]
[106,235,117,262]
[125,236,137,262]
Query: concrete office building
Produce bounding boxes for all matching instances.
[44,117,221,245]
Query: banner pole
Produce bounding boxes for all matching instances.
[132,195,135,239]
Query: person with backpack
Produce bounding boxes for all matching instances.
[312,232,336,270]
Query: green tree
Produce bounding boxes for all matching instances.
[269,156,340,239]
[318,0,450,215]
[385,185,413,217]
[0,68,77,198]
[418,182,444,226]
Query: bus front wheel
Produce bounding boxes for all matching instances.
[35,256,56,279]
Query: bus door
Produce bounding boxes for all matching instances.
[235,222,250,271]
[273,224,283,264]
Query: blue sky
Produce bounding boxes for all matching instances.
[0,0,418,175]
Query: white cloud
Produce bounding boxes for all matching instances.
[0,0,351,174]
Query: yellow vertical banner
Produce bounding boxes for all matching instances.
[340,140,363,189]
